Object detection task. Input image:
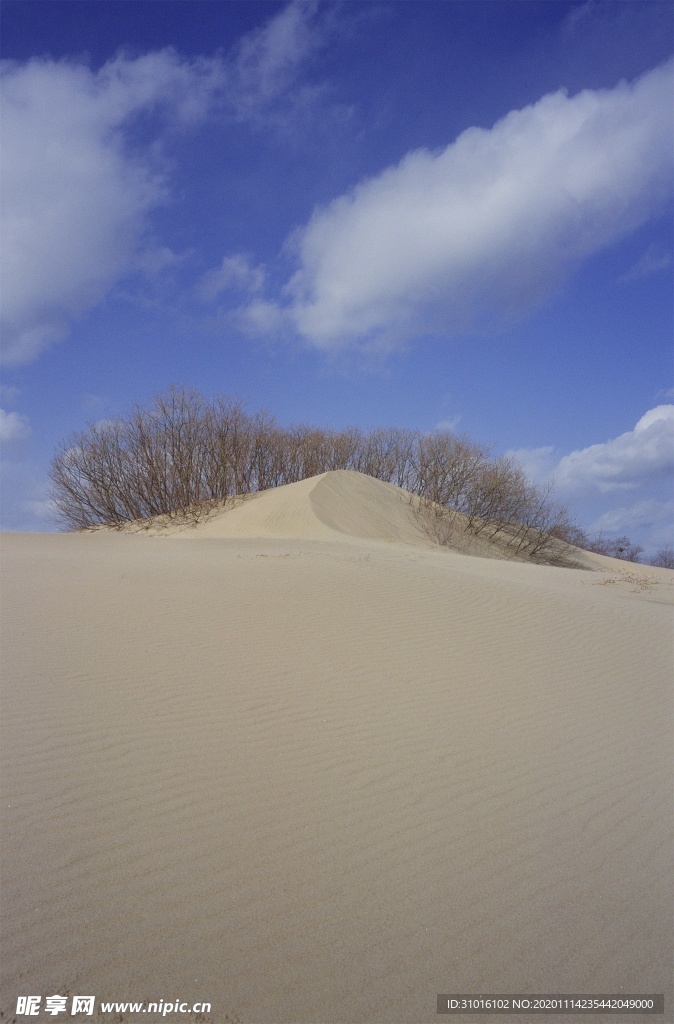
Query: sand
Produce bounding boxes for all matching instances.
[1,471,672,1023]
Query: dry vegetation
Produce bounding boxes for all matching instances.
[50,386,649,566]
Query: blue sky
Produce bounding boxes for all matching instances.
[1,0,672,555]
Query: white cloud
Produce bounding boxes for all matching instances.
[561,2,595,37]
[589,498,674,537]
[512,406,674,498]
[236,298,288,337]
[0,407,31,447]
[435,416,462,433]
[227,0,326,123]
[508,408,674,556]
[0,456,56,531]
[198,254,266,301]
[619,244,672,283]
[505,445,557,486]
[0,407,41,525]
[255,59,673,350]
[0,50,224,365]
[135,244,189,280]
[0,3,335,366]
[24,497,58,526]
[554,405,674,495]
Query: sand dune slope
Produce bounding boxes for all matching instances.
[1,476,672,1023]
[138,470,435,547]
[113,470,611,567]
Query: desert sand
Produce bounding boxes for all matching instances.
[1,471,672,1023]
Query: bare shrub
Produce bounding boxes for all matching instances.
[605,536,644,562]
[549,522,590,549]
[126,387,213,516]
[353,426,417,487]
[648,546,674,569]
[584,533,644,563]
[202,397,254,498]
[406,433,572,563]
[413,432,487,511]
[51,387,252,529]
[290,425,361,480]
[504,481,573,562]
[51,419,129,529]
[462,456,525,538]
[49,385,581,566]
[547,523,646,564]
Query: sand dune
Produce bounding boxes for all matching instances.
[1,472,672,1023]
[121,470,437,547]
[112,469,600,566]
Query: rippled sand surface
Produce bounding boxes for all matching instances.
[2,473,672,1023]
